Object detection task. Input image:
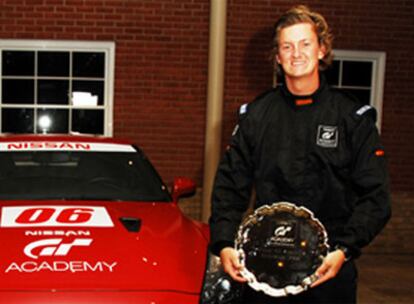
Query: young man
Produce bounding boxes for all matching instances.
[209,5,391,304]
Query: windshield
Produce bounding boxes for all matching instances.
[0,150,171,202]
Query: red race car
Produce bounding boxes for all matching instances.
[0,135,241,303]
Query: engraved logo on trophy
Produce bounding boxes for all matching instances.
[235,202,329,297]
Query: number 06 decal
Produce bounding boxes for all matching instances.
[0,206,113,227]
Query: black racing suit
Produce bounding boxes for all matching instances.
[209,77,391,303]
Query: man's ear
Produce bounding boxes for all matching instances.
[275,54,281,64]
[318,45,326,60]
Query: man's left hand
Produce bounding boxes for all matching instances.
[311,249,346,287]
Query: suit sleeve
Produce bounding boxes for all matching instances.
[335,109,391,257]
[209,107,255,256]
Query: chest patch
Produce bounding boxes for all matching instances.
[317,125,338,148]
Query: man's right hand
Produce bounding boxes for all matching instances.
[220,247,248,283]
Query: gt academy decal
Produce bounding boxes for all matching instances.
[0,142,136,152]
[5,261,117,273]
[2,206,118,274]
[5,236,118,274]
[24,238,93,259]
[317,125,338,148]
[1,206,114,227]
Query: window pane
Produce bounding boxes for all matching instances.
[38,51,70,76]
[72,80,104,105]
[2,108,34,133]
[38,80,69,104]
[342,61,372,87]
[324,60,340,86]
[341,88,371,105]
[72,109,104,134]
[36,109,68,133]
[2,79,34,104]
[0,42,113,136]
[2,51,35,76]
[73,52,105,77]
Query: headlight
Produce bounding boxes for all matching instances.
[200,251,243,304]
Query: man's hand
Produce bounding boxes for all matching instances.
[311,249,346,288]
[220,247,247,283]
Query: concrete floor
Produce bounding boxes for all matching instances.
[357,254,414,304]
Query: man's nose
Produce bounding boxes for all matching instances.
[292,45,301,57]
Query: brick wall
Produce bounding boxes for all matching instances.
[0,0,413,253]
[365,193,414,255]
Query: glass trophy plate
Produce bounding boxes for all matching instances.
[235,202,329,297]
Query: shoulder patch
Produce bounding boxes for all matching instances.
[356,105,373,116]
[239,103,248,115]
[354,104,377,122]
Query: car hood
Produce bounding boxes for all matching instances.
[0,201,209,293]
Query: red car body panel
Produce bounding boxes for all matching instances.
[0,291,199,304]
[0,135,210,303]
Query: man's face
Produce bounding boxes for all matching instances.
[276,22,325,82]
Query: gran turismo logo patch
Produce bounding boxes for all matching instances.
[317,125,338,148]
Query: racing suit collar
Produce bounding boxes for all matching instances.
[281,74,328,108]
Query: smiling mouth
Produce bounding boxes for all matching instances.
[292,60,306,65]
[291,62,307,68]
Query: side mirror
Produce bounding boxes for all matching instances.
[171,177,196,202]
